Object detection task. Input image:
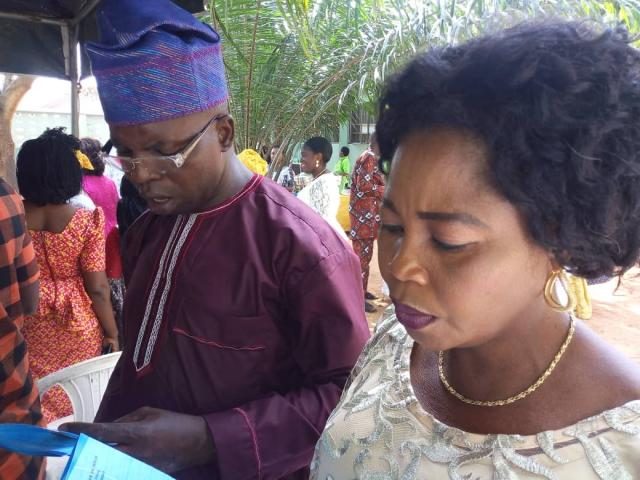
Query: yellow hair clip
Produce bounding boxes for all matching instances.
[75,150,94,171]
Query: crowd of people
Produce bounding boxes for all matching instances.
[1,0,640,478]
[17,129,119,424]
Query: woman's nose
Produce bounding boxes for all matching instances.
[388,237,429,287]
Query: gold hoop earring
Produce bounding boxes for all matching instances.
[544,270,576,313]
[544,269,592,320]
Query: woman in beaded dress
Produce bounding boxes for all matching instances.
[17,128,119,423]
[298,136,348,239]
[311,22,640,479]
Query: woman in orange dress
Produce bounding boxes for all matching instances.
[17,128,119,423]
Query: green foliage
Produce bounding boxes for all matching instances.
[206,0,640,169]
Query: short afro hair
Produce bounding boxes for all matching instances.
[376,22,640,279]
[340,146,350,157]
[17,127,82,206]
[304,137,333,165]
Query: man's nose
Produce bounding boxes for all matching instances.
[127,161,163,185]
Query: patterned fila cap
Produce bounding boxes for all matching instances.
[86,0,228,126]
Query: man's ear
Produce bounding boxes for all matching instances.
[216,115,235,152]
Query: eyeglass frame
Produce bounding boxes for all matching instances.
[101,113,229,174]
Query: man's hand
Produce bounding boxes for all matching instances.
[60,407,215,474]
[102,336,120,353]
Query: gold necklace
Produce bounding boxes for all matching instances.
[438,317,575,407]
[314,168,329,179]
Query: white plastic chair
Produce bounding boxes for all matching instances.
[37,352,122,423]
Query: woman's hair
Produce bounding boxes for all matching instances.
[80,137,105,176]
[340,146,350,157]
[304,137,333,165]
[17,127,82,206]
[376,22,640,279]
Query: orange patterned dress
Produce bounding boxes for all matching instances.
[22,208,105,424]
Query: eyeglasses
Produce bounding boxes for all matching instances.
[101,114,228,174]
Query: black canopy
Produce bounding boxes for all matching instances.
[0,0,205,79]
[0,0,205,134]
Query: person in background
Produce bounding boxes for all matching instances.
[17,128,119,424]
[80,138,118,222]
[333,146,351,192]
[61,1,369,478]
[0,178,42,479]
[349,133,385,313]
[261,145,270,164]
[80,138,124,344]
[67,146,97,211]
[238,148,269,175]
[312,22,640,478]
[273,145,297,193]
[270,144,283,168]
[116,177,147,240]
[100,140,124,188]
[277,161,297,192]
[68,185,95,211]
[298,137,348,239]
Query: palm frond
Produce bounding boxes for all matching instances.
[207,0,640,166]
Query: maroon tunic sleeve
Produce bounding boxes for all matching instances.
[204,246,370,480]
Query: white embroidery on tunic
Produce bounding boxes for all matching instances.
[133,216,184,371]
[142,214,197,368]
[131,179,261,373]
[133,215,196,372]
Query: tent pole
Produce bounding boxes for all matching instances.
[0,11,66,26]
[70,0,104,26]
[68,24,80,137]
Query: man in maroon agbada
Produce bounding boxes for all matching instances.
[93,173,368,479]
[61,1,370,479]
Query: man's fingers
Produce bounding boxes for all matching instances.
[59,421,135,445]
[113,406,156,423]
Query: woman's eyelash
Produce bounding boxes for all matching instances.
[381,224,404,234]
[431,238,467,251]
[381,224,469,252]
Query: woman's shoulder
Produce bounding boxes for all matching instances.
[548,332,640,440]
[73,205,103,218]
[315,173,340,193]
[349,305,408,376]
[321,172,340,183]
[584,320,640,380]
[69,207,104,232]
[561,321,640,415]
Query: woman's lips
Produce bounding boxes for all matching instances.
[393,301,437,330]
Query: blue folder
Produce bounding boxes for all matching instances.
[0,424,174,479]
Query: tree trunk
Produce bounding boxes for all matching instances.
[0,76,35,189]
